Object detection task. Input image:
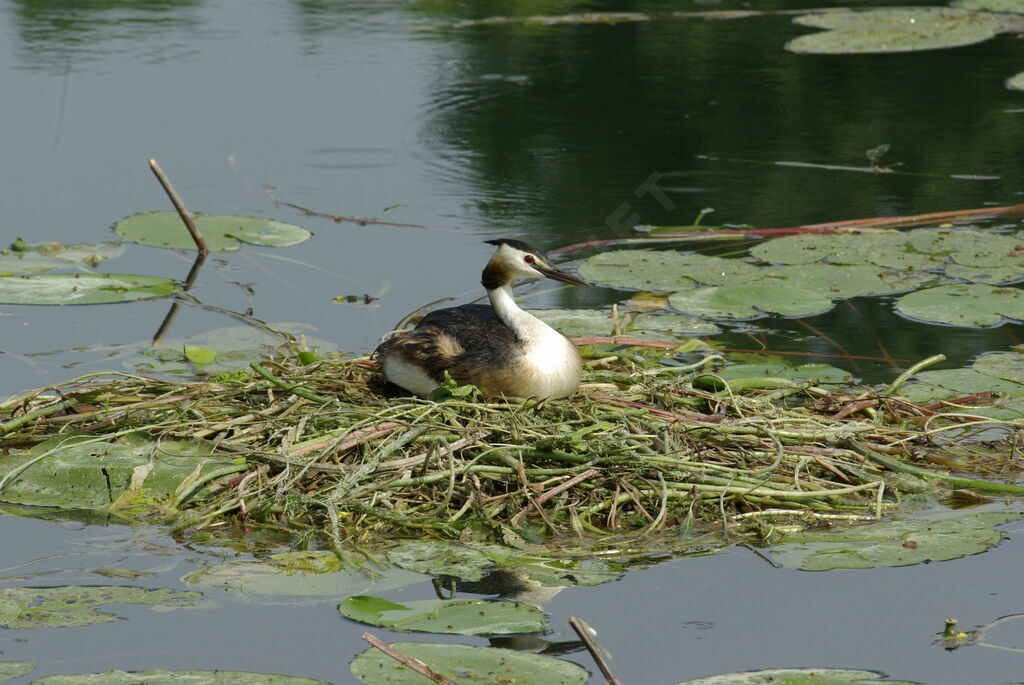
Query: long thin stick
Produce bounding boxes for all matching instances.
[361,632,456,685]
[567,616,621,685]
[148,158,208,254]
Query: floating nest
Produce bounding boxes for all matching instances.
[1,351,1022,554]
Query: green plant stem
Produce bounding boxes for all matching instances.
[849,440,1024,493]
[0,398,79,435]
[250,363,332,404]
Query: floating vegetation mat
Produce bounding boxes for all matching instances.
[2,354,1023,553]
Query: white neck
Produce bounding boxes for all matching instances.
[487,284,541,339]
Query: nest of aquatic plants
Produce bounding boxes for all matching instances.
[1,353,1022,550]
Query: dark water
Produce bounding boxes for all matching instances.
[2,0,1024,682]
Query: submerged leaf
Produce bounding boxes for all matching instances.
[114,212,311,251]
[34,670,327,684]
[351,642,588,685]
[0,273,179,305]
[0,586,198,629]
[895,284,1024,326]
[338,595,546,635]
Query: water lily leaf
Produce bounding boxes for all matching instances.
[787,8,1012,54]
[717,362,854,385]
[387,541,621,588]
[1009,70,1024,91]
[7,240,124,266]
[673,252,763,286]
[630,312,720,337]
[0,254,76,276]
[908,229,1024,267]
[899,367,1024,403]
[0,586,199,629]
[0,662,35,682]
[956,0,1024,12]
[0,434,234,513]
[774,511,1018,571]
[764,264,914,298]
[351,642,588,685]
[183,553,421,605]
[0,273,179,305]
[578,250,697,291]
[945,262,1024,284]
[34,670,327,684]
[676,668,917,684]
[339,595,546,635]
[895,284,1024,326]
[751,233,941,270]
[114,212,311,252]
[183,344,217,367]
[529,308,614,338]
[668,280,834,319]
[974,352,1024,384]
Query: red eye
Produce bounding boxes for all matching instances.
[524,255,535,264]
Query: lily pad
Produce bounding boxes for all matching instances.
[956,0,1024,12]
[751,233,942,271]
[908,229,1024,267]
[764,264,916,298]
[787,8,1012,54]
[351,642,588,685]
[387,540,621,588]
[578,249,697,291]
[630,312,720,337]
[944,262,1024,284]
[0,273,179,305]
[668,280,834,319]
[114,212,311,252]
[899,367,1024,403]
[1009,70,1024,91]
[529,308,615,338]
[34,670,327,684]
[0,434,235,513]
[0,662,35,682]
[0,586,199,629]
[183,553,421,605]
[6,240,124,266]
[774,511,1018,571]
[716,362,854,385]
[974,352,1024,384]
[895,283,1024,326]
[676,668,917,684]
[338,595,546,635]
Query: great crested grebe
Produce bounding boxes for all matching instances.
[376,239,590,399]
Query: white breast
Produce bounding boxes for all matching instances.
[519,318,582,399]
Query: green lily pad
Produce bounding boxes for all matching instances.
[114,212,311,252]
[0,273,179,305]
[774,511,1018,571]
[6,240,124,266]
[0,434,235,513]
[578,249,697,291]
[338,595,546,635]
[0,586,199,629]
[668,280,834,319]
[908,229,1024,267]
[1009,70,1024,91]
[787,8,1012,54]
[956,0,1024,12]
[899,367,1024,403]
[676,668,917,684]
[387,541,621,588]
[34,670,327,684]
[183,553,421,605]
[764,264,916,298]
[974,352,1024,384]
[945,262,1024,284]
[529,308,615,338]
[629,312,720,337]
[0,662,35,682]
[751,233,942,271]
[351,642,588,685]
[716,362,854,385]
[895,284,1024,326]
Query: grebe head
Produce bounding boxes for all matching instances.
[481,239,589,289]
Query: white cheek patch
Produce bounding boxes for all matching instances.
[382,357,439,397]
